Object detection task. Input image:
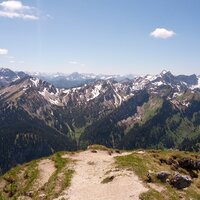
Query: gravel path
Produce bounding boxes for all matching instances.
[55,150,148,200]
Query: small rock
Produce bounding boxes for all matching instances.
[146,173,152,182]
[157,171,171,182]
[166,178,170,184]
[189,170,198,178]
[38,193,46,198]
[115,150,121,154]
[170,172,192,189]
[196,160,200,169]
[91,150,97,153]
[159,158,167,164]
[26,191,34,198]
[179,194,184,199]
[167,157,175,165]
[167,158,179,169]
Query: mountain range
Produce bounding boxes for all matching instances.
[29,71,135,88]
[1,67,200,174]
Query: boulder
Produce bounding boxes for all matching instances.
[196,160,200,169]
[178,158,200,171]
[157,171,171,182]
[170,172,192,189]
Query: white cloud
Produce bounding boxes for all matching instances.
[150,28,176,39]
[0,0,29,11]
[9,60,15,63]
[0,11,38,19]
[68,60,86,67]
[0,48,8,55]
[0,1,38,20]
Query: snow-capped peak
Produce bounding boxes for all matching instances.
[30,77,40,87]
[190,76,200,90]
[160,70,168,75]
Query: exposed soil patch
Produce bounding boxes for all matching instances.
[33,159,56,190]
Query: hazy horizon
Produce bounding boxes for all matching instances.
[2,67,200,77]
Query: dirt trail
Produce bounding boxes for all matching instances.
[55,150,148,200]
[34,159,56,189]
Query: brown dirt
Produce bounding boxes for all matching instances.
[33,159,56,190]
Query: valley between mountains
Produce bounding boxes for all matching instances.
[1,68,200,175]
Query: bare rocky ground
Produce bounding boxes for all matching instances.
[54,150,148,200]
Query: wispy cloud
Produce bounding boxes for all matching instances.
[0,0,39,20]
[68,60,85,67]
[150,28,176,39]
[7,56,14,59]
[0,48,8,55]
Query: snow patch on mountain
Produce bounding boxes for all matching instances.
[39,87,61,105]
[30,78,40,87]
[190,76,200,89]
[61,89,71,95]
[10,76,20,82]
[39,88,48,97]
[86,84,102,101]
[49,99,60,105]
[145,75,157,81]
[153,81,164,86]
[182,101,190,107]
[173,92,183,98]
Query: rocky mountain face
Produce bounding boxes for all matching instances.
[1,68,200,174]
[0,68,27,87]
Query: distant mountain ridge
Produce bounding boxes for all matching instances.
[29,71,136,88]
[1,68,136,89]
[0,68,28,87]
[1,68,200,174]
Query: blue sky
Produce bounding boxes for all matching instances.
[0,0,200,75]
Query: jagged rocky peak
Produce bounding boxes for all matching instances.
[12,76,57,93]
[67,72,83,80]
[1,68,200,108]
[0,67,19,80]
[0,67,12,73]
[160,69,172,76]
[0,68,28,87]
